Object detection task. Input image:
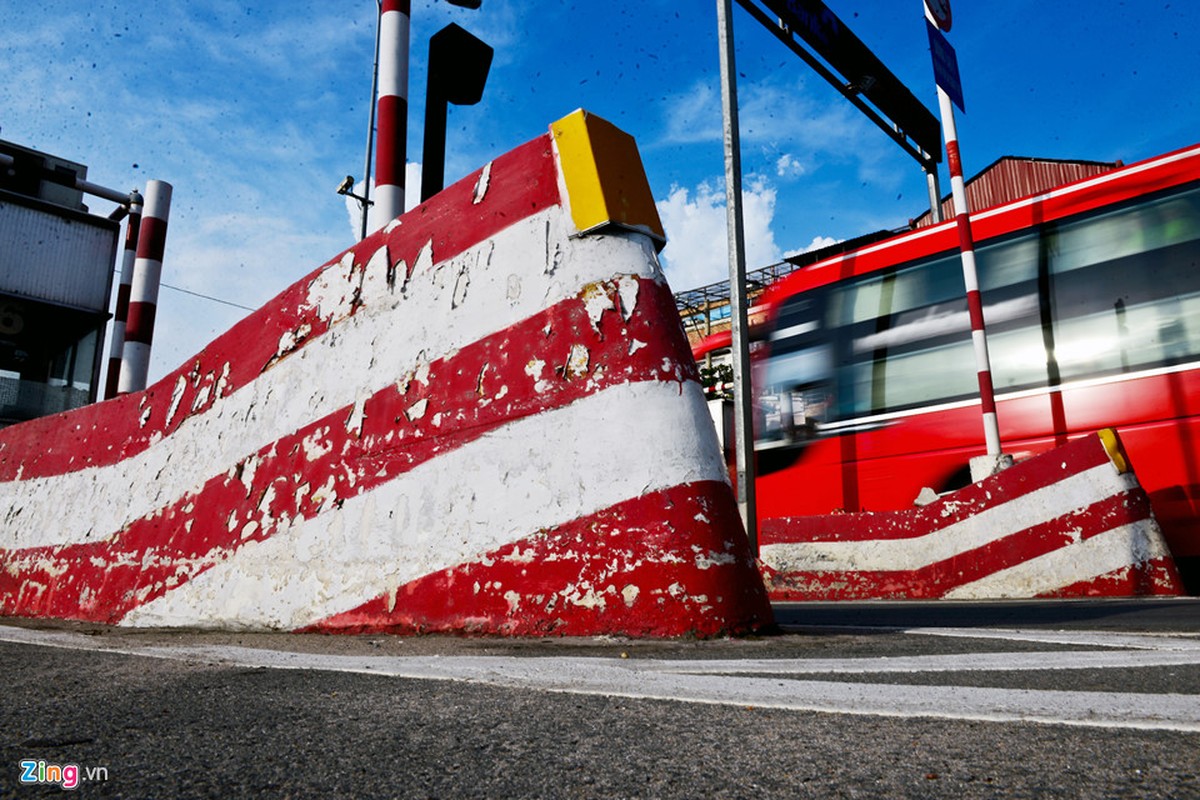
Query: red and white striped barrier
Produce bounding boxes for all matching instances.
[118,180,172,395]
[759,430,1184,600]
[105,191,142,400]
[0,111,771,637]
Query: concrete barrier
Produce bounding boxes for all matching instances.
[0,110,772,637]
[760,429,1185,600]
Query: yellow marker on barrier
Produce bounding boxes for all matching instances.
[1098,427,1130,474]
[551,109,666,250]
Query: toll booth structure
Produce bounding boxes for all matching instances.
[0,140,119,427]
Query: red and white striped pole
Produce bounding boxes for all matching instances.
[118,180,172,395]
[104,190,142,400]
[941,108,1002,456]
[925,3,1003,462]
[371,0,410,232]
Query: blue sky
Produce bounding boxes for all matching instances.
[1,1,1197,383]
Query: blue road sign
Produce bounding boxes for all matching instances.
[927,20,964,113]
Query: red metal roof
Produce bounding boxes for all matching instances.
[911,155,1121,227]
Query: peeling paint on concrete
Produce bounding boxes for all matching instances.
[405,399,429,422]
[166,375,187,426]
[581,281,615,331]
[524,359,545,382]
[616,275,640,321]
[345,394,367,437]
[0,122,769,637]
[216,363,231,398]
[122,383,737,629]
[472,161,492,204]
[564,345,589,380]
[306,251,359,323]
[451,263,470,309]
[760,433,1183,601]
[301,428,332,462]
[502,589,520,612]
[238,455,259,494]
[694,551,737,570]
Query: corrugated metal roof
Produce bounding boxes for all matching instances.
[911,156,1121,227]
[0,192,118,312]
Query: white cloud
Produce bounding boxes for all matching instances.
[775,153,805,178]
[655,76,907,191]
[660,77,865,151]
[0,2,911,396]
[655,176,782,291]
[660,82,723,145]
[140,208,349,385]
[784,236,840,259]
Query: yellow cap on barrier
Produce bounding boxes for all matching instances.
[1098,428,1130,474]
[551,109,667,251]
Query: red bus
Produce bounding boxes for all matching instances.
[709,143,1200,589]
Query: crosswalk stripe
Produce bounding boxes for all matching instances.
[4,624,1199,732]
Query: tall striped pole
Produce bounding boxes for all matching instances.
[371,0,410,233]
[925,2,1004,462]
[941,103,1002,456]
[118,180,172,395]
[104,191,142,400]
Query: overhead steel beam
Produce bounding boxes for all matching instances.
[735,0,941,172]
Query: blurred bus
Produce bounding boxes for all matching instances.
[698,143,1200,588]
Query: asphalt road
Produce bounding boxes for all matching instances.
[773,597,1200,632]
[3,600,1199,799]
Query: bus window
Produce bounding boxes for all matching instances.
[805,182,1200,421]
[760,292,832,445]
[829,250,1044,417]
[1045,185,1200,380]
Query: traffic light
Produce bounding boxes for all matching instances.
[420,23,493,202]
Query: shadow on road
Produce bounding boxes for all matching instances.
[772,598,1200,633]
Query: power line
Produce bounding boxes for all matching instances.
[110,267,257,312]
[159,281,256,312]
[108,266,258,309]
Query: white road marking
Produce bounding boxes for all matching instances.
[906,626,1200,650]
[3,625,1199,732]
